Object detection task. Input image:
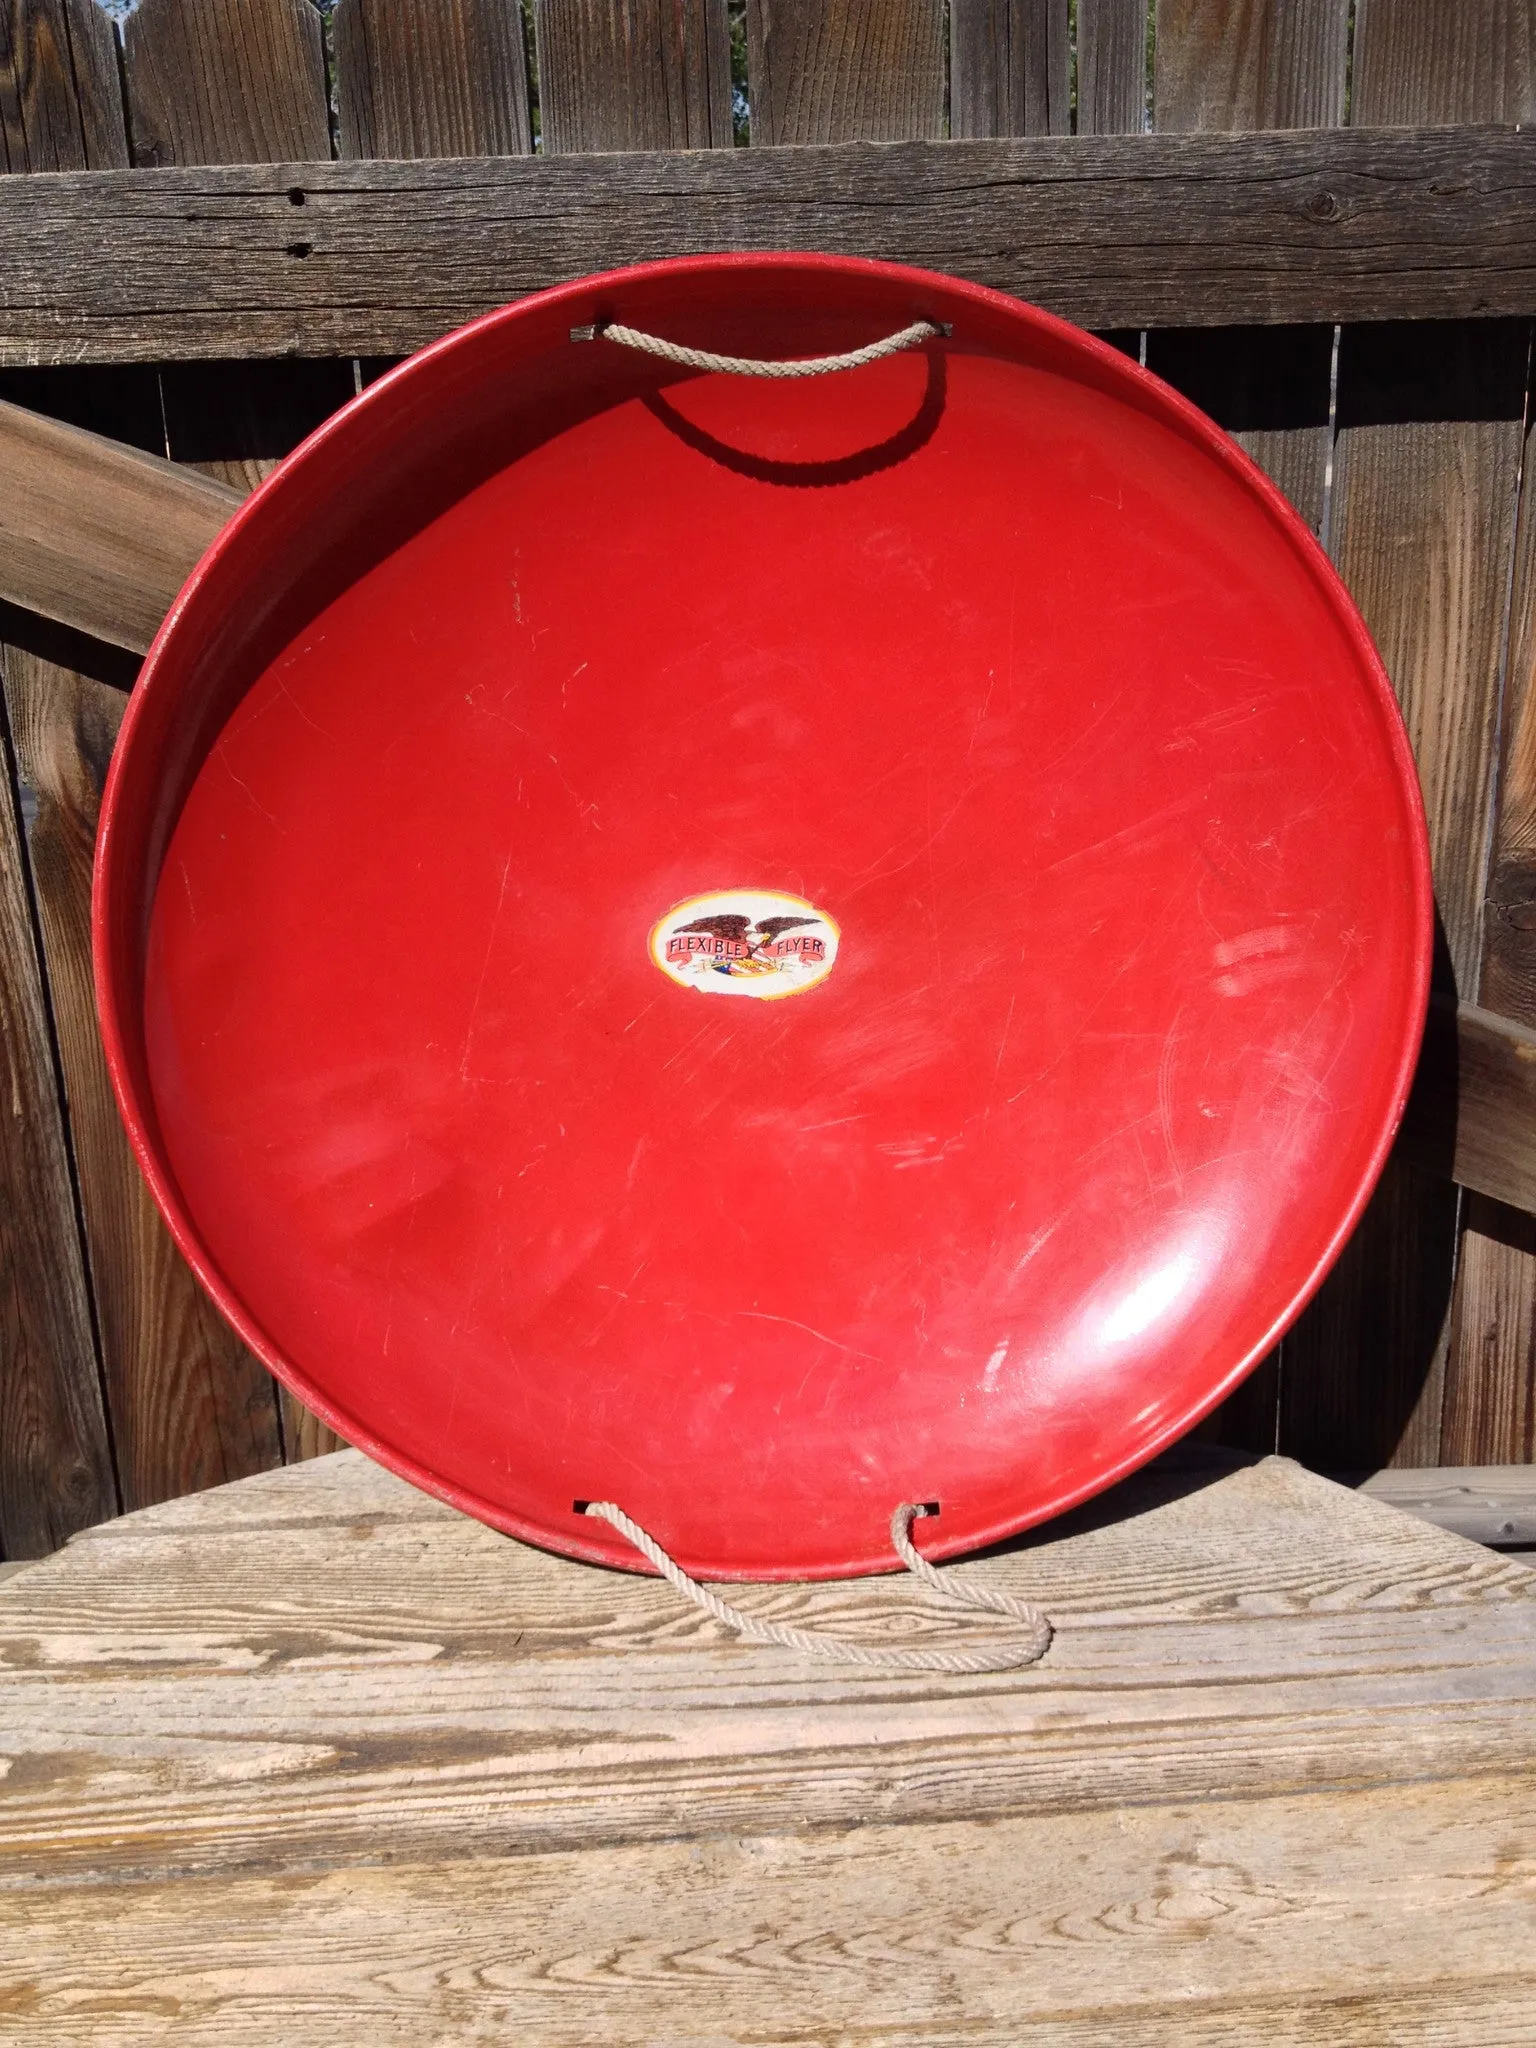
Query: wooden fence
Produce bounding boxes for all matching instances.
[1,0,1534,1557]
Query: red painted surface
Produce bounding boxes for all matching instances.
[95,256,1432,1578]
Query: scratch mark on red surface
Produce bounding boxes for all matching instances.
[275,677,334,740]
[738,1310,882,1363]
[458,851,515,1082]
[215,741,280,827]
[1157,1013,1186,1194]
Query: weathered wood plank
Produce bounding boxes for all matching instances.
[1333,323,1528,997]
[3,126,1536,364]
[949,0,1069,138]
[1442,1197,1536,1464]
[536,0,731,152]
[1454,3,1536,1467]
[1286,1,1536,1474]
[0,395,241,653]
[1483,401,1536,1025]
[746,0,945,144]
[1402,999,1536,1218]
[121,0,330,167]
[1352,0,1536,129]
[4,655,289,1507]
[122,0,346,498]
[1152,0,1346,131]
[2,1451,1531,1887]
[0,664,115,1558]
[1077,0,1146,134]
[0,0,128,173]
[5,1776,1536,2044]
[1146,0,1345,535]
[1289,321,1528,1469]
[1359,1461,1536,1546]
[337,0,532,159]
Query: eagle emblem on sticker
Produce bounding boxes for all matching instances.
[650,889,840,999]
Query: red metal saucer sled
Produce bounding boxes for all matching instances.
[94,254,1432,1581]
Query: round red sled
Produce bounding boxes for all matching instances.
[95,255,1432,1580]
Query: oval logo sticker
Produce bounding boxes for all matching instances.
[650,889,839,1000]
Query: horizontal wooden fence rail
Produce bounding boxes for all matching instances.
[2,126,1535,364]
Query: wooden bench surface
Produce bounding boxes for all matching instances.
[2,1446,1534,2043]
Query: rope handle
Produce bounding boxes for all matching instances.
[571,317,948,380]
[581,1500,1052,1674]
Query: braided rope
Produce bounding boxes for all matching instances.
[582,1500,1052,1674]
[589,318,945,380]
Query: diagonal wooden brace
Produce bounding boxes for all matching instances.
[0,397,244,656]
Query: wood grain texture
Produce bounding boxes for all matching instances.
[4,1780,1536,2044]
[1332,321,1527,994]
[746,0,946,142]
[1,1450,1532,1889]
[0,670,114,1559]
[1077,0,1145,134]
[1401,998,1536,1218]
[1152,0,1346,130]
[3,127,1536,364]
[1353,0,1536,128]
[0,0,128,171]
[336,0,532,159]
[1328,314,1529,1465]
[1483,403,1536,1023]
[3,655,287,1509]
[1,1450,1534,2041]
[0,395,241,652]
[1147,0,1344,527]
[535,0,731,152]
[1443,1198,1536,1465]
[1360,1458,1536,1543]
[1286,4,1536,1475]
[121,0,330,167]
[949,0,1069,138]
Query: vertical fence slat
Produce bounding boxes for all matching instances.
[1147,0,1344,534]
[1282,0,1535,1472]
[335,0,532,160]
[745,0,944,144]
[0,0,126,1558]
[949,0,1069,137]
[1482,406,1536,1027]
[0,0,128,171]
[1077,0,1147,134]
[1151,0,1345,130]
[6,656,293,1505]
[1438,1,1536,1468]
[122,0,329,165]
[0,656,116,1558]
[6,629,287,1507]
[535,0,732,152]
[1442,1194,1536,1462]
